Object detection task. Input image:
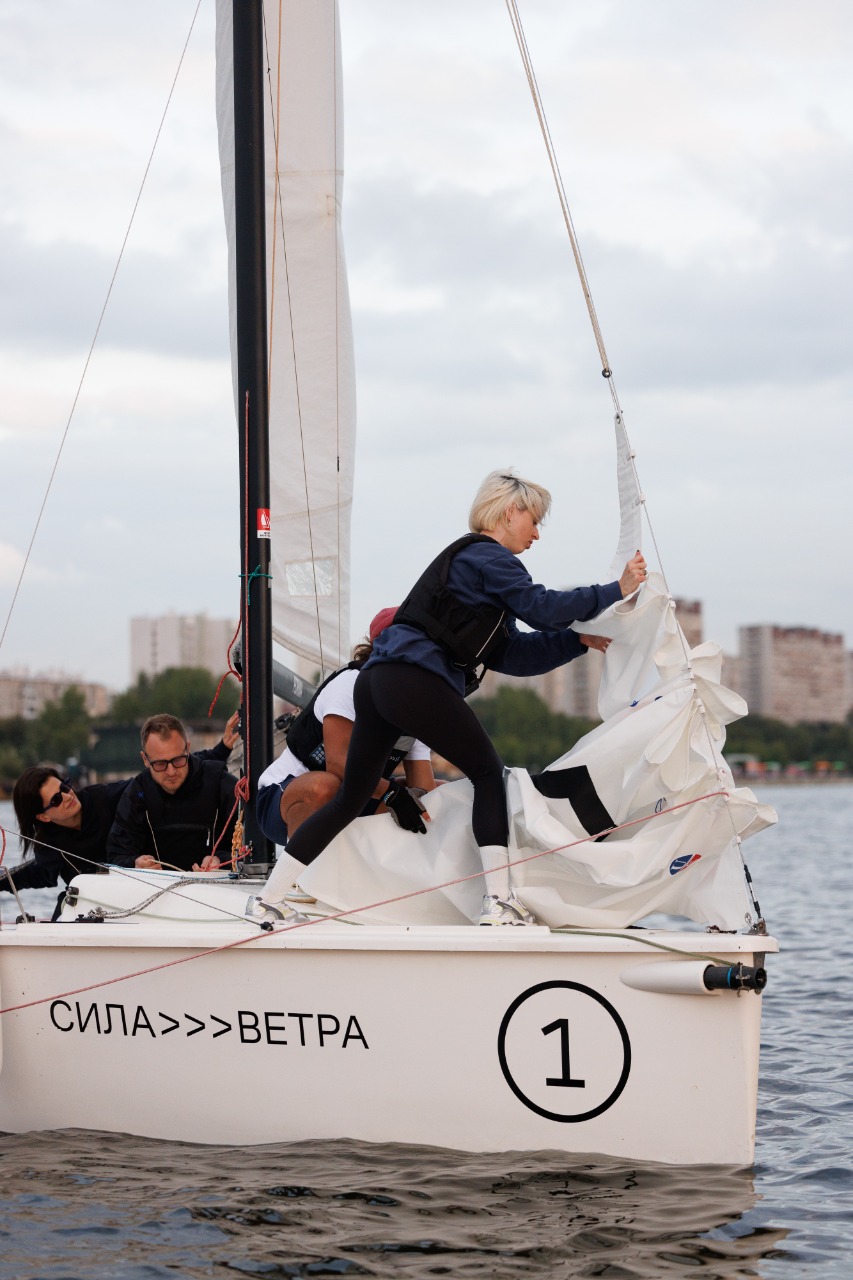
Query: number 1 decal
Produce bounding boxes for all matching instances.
[498,981,631,1123]
[542,1017,585,1088]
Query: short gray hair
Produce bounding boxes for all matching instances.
[468,469,551,534]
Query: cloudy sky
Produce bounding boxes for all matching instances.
[1,0,851,692]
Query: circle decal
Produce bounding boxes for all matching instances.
[497,980,631,1123]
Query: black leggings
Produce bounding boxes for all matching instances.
[284,662,508,865]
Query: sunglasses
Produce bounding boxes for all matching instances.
[144,752,189,773]
[37,779,73,816]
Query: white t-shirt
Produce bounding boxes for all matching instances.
[258,667,431,789]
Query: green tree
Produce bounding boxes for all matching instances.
[108,667,239,723]
[473,687,596,772]
[28,687,91,765]
[0,742,27,783]
[724,715,851,770]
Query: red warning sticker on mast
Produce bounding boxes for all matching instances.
[257,509,271,540]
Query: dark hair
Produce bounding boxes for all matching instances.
[140,713,188,750]
[12,765,62,856]
[350,640,374,666]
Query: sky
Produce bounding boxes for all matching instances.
[1,0,851,692]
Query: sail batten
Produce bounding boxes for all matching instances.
[216,0,354,675]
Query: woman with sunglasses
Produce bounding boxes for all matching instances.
[5,768,132,919]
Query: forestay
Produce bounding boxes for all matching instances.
[216,0,355,674]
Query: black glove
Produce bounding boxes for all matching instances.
[381,780,428,834]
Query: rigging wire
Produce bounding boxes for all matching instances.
[0,0,205,661]
[504,0,764,928]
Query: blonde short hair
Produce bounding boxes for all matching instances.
[468,469,551,534]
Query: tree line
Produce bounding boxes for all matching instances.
[471,688,853,772]
[1,674,849,789]
[0,668,240,785]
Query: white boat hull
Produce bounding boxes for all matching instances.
[0,882,775,1164]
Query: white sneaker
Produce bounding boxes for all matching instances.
[478,893,537,926]
[284,884,317,905]
[245,895,310,926]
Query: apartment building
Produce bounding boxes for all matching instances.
[0,670,111,720]
[130,614,238,681]
[738,625,850,725]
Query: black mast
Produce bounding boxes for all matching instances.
[233,0,273,868]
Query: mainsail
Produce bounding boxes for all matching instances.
[216,0,355,675]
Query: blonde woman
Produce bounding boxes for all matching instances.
[259,470,645,926]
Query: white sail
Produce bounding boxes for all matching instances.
[216,0,355,674]
[295,574,775,930]
[608,411,644,579]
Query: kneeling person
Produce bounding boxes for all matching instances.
[257,610,436,862]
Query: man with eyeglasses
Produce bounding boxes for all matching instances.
[106,713,241,873]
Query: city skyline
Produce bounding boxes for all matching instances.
[2,1,851,689]
[2,606,850,713]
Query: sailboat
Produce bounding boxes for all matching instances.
[0,0,777,1165]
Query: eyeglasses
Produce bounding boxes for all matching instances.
[37,780,72,815]
[144,752,189,773]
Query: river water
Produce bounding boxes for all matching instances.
[0,784,850,1279]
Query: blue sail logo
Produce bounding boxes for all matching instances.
[669,853,701,875]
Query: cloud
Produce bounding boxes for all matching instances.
[1,0,852,687]
[0,222,229,361]
[0,540,55,589]
[345,168,853,402]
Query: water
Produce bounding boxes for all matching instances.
[0,785,850,1279]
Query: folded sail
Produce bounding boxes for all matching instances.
[216,0,355,674]
[294,574,775,930]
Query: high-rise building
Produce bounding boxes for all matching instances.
[130,614,238,682]
[738,625,849,725]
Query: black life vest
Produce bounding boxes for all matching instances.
[286,662,414,778]
[394,533,510,693]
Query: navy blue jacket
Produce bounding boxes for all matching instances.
[369,537,622,693]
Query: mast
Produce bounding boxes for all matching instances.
[232,0,273,867]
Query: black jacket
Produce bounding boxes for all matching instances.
[105,754,238,871]
[0,780,129,894]
[0,741,234,895]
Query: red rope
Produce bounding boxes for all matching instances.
[0,790,727,1016]
[208,617,242,720]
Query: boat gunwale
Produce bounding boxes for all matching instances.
[0,923,778,955]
